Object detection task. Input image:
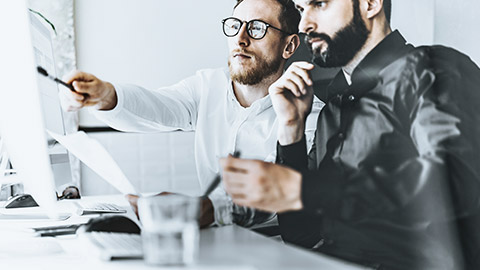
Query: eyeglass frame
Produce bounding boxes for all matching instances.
[221,17,293,40]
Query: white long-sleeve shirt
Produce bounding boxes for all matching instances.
[92,68,323,226]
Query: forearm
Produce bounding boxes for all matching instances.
[96,82,118,111]
[277,122,305,146]
[92,83,197,132]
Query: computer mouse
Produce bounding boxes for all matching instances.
[78,215,141,234]
[4,194,39,208]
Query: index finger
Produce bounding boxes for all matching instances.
[63,70,96,84]
[289,61,315,71]
[290,65,314,87]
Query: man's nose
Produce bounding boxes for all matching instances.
[299,9,316,34]
[235,22,250,47]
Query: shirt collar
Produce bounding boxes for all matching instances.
[327,30,414,99]
[226,74,272,113]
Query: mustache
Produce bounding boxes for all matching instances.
[231,48,255,57]
[304,32,332,45]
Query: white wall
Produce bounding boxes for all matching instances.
[391,0,435,46]
[434,0,480,65]
[391,0,480,65]
[75,0,235,127]
[81,131,200,196]
[75,0,235,195]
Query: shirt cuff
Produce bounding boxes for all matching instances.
[208,188,233,226]
[276,136,308,171]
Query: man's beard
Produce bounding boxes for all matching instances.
[305,2,369,68]
[228,50,282,85]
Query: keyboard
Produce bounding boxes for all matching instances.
[80,232,143,260]
[76,202,127,215]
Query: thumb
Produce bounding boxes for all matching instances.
[125,194,139,204]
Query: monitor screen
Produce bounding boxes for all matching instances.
[30,12,66,142]
[28,12,73,186]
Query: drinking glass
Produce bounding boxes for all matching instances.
[138,194,200,266]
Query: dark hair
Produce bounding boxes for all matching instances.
[234,0,301,34]
[384,0,391,23]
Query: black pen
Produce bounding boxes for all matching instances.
[36,228,79,237]
[37,66,76,92]
[32,224,82,232]
[33,224,82,237]
[202,151,240,199]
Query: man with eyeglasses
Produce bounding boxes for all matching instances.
[60,0,323,229]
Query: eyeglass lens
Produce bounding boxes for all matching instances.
[223,18,268,39]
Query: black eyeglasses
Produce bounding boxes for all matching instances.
[222,17,291,40]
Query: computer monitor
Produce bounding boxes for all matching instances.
[0,0,65,218]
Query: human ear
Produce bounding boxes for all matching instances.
[364,0,384,19]
[283,34,300,59]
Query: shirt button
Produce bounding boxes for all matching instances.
[312,239,325,249]
[348,95,355,101]
[338,133,345,139]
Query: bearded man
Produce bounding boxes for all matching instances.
[60,0,322,229]
[221,0,480,269]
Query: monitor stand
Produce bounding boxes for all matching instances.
[0,192,71,221]
[4,193,39,208]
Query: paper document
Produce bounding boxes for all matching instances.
[48,130,138,195]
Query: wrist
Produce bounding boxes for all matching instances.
[277,121,305,146]
[98,82,118,111]
[286,169,303,211]
[198,197,214,228]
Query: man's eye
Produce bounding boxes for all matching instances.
[313,1,326,8]
[295,5,304,13]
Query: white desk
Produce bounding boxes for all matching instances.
[0,196,369,270]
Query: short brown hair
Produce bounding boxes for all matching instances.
[234,0,301,34]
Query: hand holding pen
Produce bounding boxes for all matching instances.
[220,152,303,213]
[37,66,118,112]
